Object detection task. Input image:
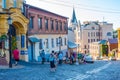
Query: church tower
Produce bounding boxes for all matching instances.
[69,7,78,30]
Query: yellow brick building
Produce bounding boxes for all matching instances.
[0,0,29,63]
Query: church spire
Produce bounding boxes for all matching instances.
[71,7,77,24]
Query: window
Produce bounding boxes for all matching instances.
[91,32,93,37]
[2,0,6,8]
[45,19,48,30]
[88,39,90,43]
[96,32,98,36]
[46,39,49,48]
[60,38,63,46]
[56,21,58,31]
[51,20,54,30]
[97,39,99,41]
[60,22,62,31]
[13,0,17,7]
[64,38,67,45]
[39,39,43,49]
[92,27,95,30]
[107,32,112,36]
[84,45,86,49]
[91,39,93,42]
[29,17,34,29]
[38,18,42,29]
[94,32,95,36]
[64,23,67,31]
[51,38,54,48]
[56,38,58,47]
[88,32,90,37]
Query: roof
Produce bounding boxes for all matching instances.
[99,40,107,45]
[24,4,68,19]
[71,8,77,24]
[108,38,118,44]
[68,41,78,48]
[29,37,40,43]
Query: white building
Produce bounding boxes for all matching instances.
[80,21,113,54]
[89,42,100,60]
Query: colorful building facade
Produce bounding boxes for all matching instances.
[117,28,120,59]
[0,0,29,63]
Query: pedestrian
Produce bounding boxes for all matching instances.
[78,53,82,64]
[70,53,74,65]
[49,51,56,72]
[40,50,45,64]
[58,51,63,65]
[13,47,20,66]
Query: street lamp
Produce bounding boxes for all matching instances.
[7,16,12,68]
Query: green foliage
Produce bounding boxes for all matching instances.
[101,45,108,56]
[0,34,7,42]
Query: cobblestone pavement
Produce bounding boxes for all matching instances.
[0,60,120,80]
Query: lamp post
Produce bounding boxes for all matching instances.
[59,37,62,53]
[7,16,12,68]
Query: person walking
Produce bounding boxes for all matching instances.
[13,47,20,66]
[49,51,56,72]
[40,50,45,64]
[58,51,63,65]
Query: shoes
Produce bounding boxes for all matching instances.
[15,63,18,66]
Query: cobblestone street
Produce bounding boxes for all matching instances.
[1,60,120,80]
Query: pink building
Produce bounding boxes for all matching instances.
[24,4,68,61]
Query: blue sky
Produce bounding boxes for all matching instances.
[26,0,120,30]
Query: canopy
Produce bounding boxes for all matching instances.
[29,37,40,42]
[68,41,78,48]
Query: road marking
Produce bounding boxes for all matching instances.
[66,62,111,80]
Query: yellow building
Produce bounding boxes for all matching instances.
[0,0,29,63]
[117,28,120,59]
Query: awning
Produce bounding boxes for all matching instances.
[29,37,40,42]
[98,40,107,45]
[68,41,78,48]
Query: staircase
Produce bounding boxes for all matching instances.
[0,57,8,65]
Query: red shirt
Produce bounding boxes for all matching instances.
[13,49,19,60]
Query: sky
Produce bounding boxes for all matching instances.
[25,0,120,30]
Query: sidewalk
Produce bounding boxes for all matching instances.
[0,60,50,69]
[0,64,24,69]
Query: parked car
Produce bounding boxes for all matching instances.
[84,55,94,63]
